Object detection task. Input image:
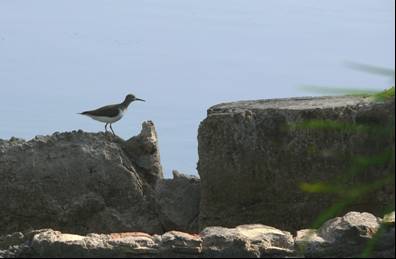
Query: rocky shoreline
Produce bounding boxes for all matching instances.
[1,95,394,258]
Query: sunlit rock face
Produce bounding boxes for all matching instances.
[198,96,395,231]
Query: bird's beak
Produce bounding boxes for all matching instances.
[135,98,145,102]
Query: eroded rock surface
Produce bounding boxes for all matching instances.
[295,211,387,257]
[0,121,163,235]
[198,96,395,231]
[201,224,294,258]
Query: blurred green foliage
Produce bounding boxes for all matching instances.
[373,86,395,101]
[298,64,395,257]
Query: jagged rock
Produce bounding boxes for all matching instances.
[155,170,201,233]
[295,211,394,257]
[0,121,163,235]
[123,121,163,185]
[198,96,395,231]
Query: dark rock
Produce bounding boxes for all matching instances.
[0,232,24,250]
[376,211,395,257]
[198,96,395,231]
[155,170,201,233]
[0,121,163,235]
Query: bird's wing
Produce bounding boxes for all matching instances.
[81,104,120,117]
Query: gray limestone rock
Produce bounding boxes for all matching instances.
[0,121,163,235]
[198,96,395,231]
[201,224,294,258]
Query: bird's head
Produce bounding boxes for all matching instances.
[125,94,145,103]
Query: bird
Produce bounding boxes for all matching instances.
[79,94,145,135]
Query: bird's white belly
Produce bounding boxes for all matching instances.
[88,112,123,123]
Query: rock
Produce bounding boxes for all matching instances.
[0,121,163,235]
[106,232,160,257]
[294,229,328,256]
[201,224,294,258]
[14,224,294,258]
[200,227,251,258]
[317,211,380,243]
[295,211,394,257]
[0,232,24,250]
[0,232,29,258]
[198,96,395,231]
[0,225,294,258]
[29,230,163,258]
[0,229,52,258]
[0,212,394,258]
[123,121,163,186]
[235,224,294,256]
[160,231,202,256]
[155,170,201,233]
[31,230,90,258]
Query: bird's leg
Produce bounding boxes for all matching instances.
[110,124,116,136]
[105,123,108,133]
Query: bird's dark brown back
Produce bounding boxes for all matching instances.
[81,105,120,117]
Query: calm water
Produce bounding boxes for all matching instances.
[0,0,394,177]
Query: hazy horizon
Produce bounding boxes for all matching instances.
[0,0,395,177]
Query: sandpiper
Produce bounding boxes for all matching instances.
[80,94,145,135]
